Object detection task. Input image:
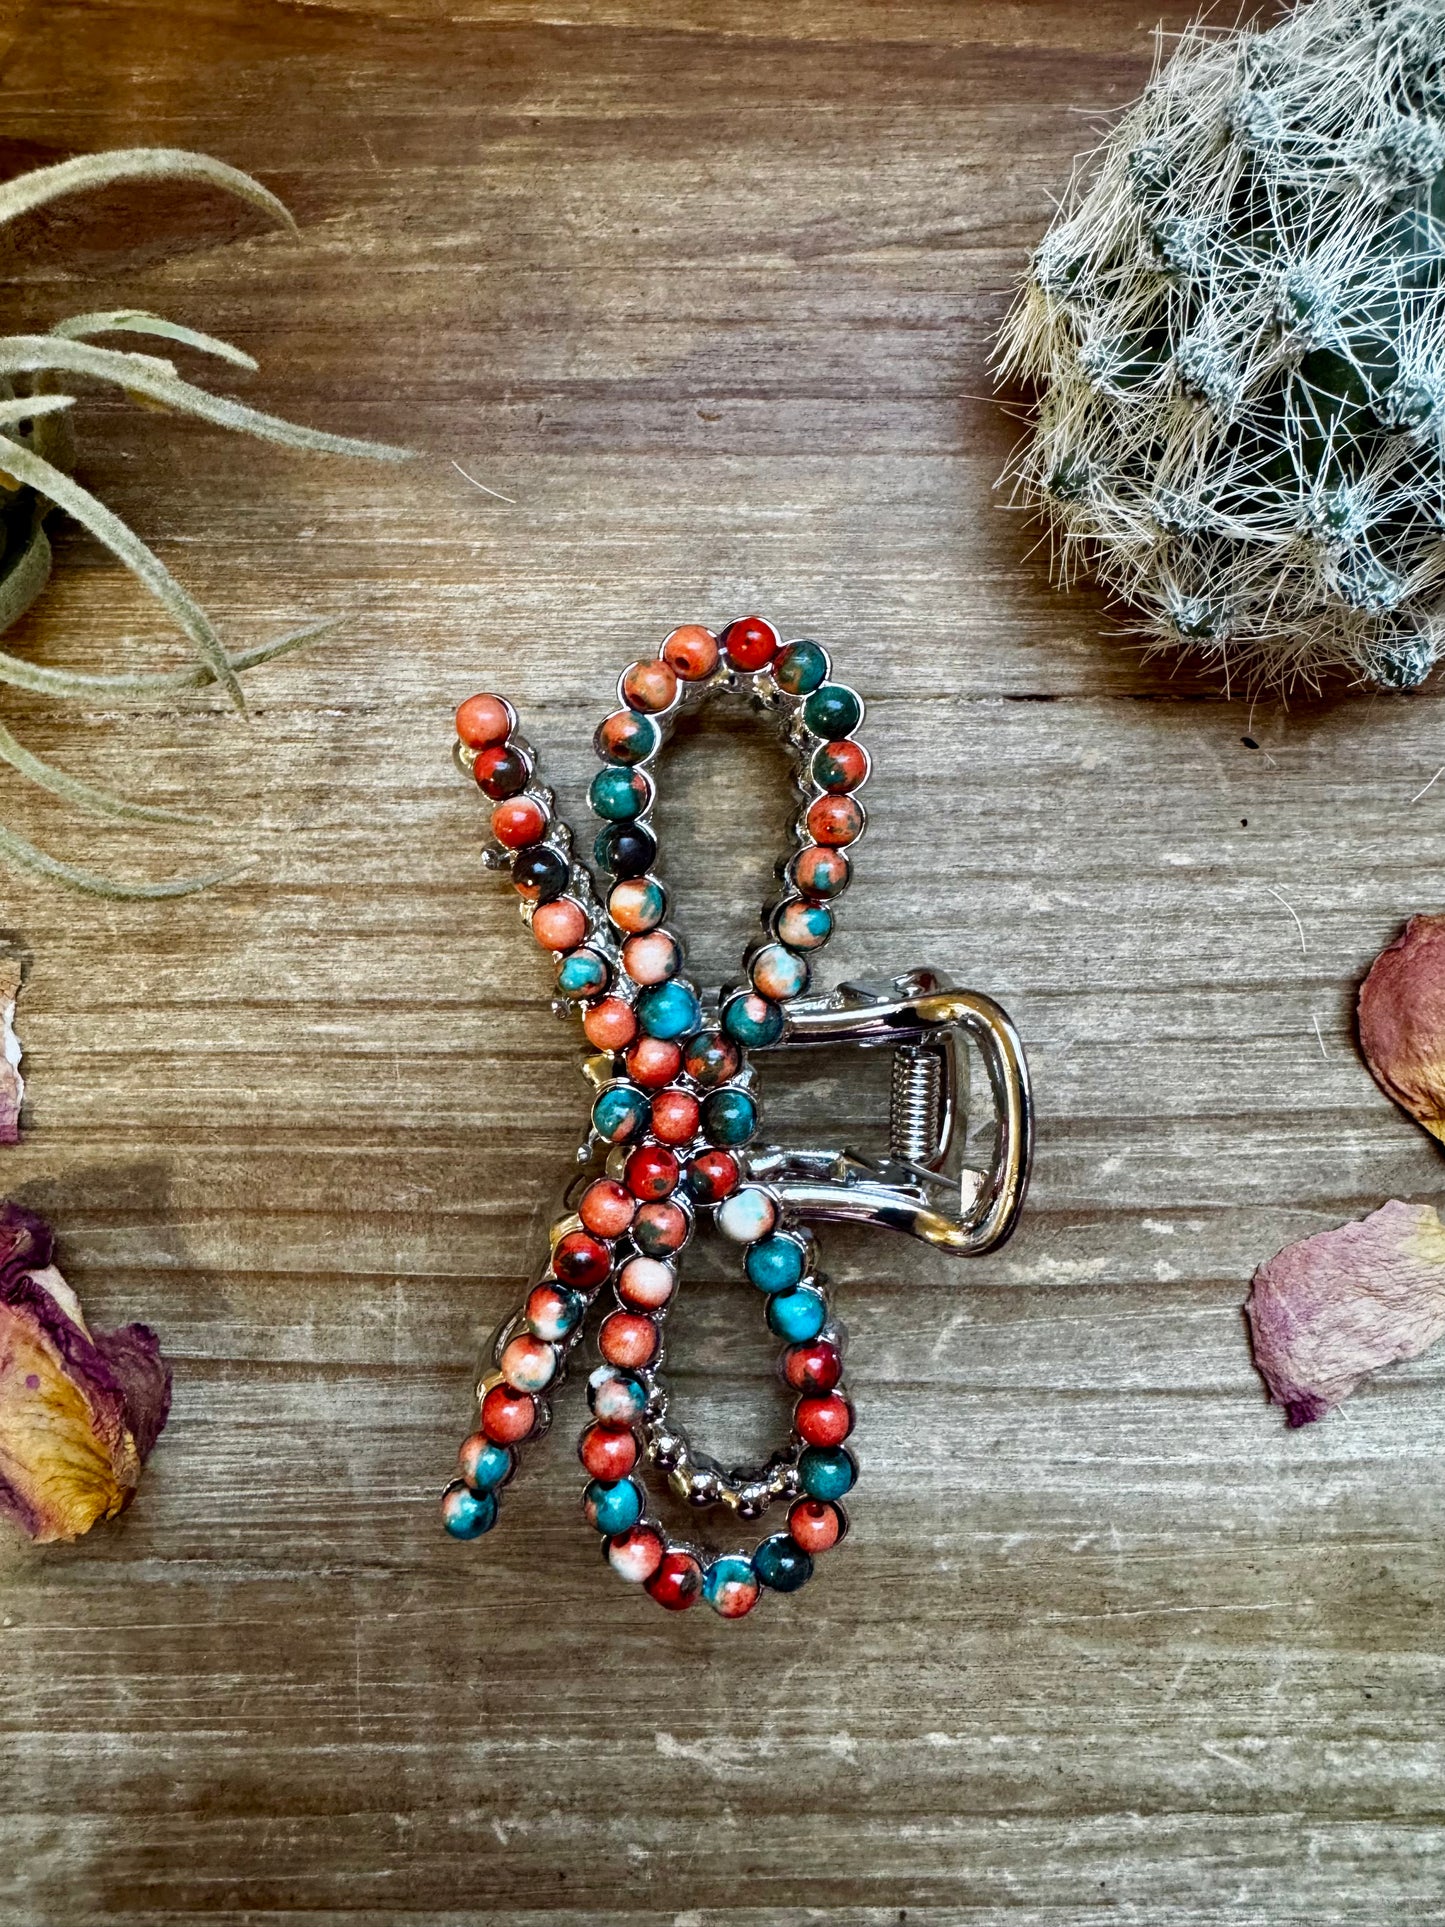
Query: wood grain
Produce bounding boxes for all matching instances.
[5,2,1445,1922]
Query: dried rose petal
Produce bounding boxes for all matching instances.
[0,958,23,1145]
[1358,913,1445,1141]
[1245,1199,1445,1426]
[0,1202,170,1542]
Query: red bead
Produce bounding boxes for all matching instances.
[662,625,719,680]
[473,744,529,799]
[580,1421,638,1481]
[646,1548,703,1610]
[814,738,869,792]
[624,1143,679,1201]
[632,1200,689,1255]
[608,1524,665,1583]
[723,616,778,670]
[686,1148,739,1203]
[579,1179,635,1239]
[599,1309,660,1368]
[788,1497,843,1554]
[480,1384,537,1444]
[583,998,638,1052]
[795,1391,854,1446]
[625,1036,682,1088]
[650,1087,701,1145]
[783,1338,843,1393]
[456,692,512,749]
[532,899,587,951]
[492,796,547,849]
[621,659,678,714]
[806,794,865,847]
[552,1230,612,1290]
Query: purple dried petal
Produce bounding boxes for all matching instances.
[93,1323,171,1461]
[1358,914,1445,1141]
[0,1215,169,1542]
[1245,1198,1445,1425]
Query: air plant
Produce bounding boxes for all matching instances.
[0,147,410,895]
[997,0,1445,692]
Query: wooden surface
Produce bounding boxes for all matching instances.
[5,1,1445,1921]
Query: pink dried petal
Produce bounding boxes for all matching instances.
[1245,1198,1445,1425]
[1358,914,1445,1141]
[0,959,23,1144]
[0,1202,170,1543]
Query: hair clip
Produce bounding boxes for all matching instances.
[441,617,1033,1616]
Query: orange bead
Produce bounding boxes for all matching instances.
[492,796,547,849]
[583,998,638,1052]
[625,1036,682,1088]
[661,625,719,681]
[455,692,512,749]
[806,794,865,847]
[579,1178,635,1239]
[532,899,587,951]
[650,1087,701,1144]
[599,1310,659,1369]
[621,659,678,714]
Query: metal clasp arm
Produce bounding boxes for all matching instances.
[745,977,1034,1256]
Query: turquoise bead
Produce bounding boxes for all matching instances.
[745,1233,806,1293]
[583,1476,644,1535]
[590,765,651,821]
[773,639,829,695]
[635,980,701,1039]
[766,1286,827,1341]
[458,1437,514,1493]
[798,1444,857,1501]
[722,991,785,1049]
[592,1084,651,1143]
[702,1087,758,1146]
[557,949,609,999]
[802,683,863,738]
[753,1532,814,1592]
[441,1480,499,1539]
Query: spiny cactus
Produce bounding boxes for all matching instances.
[997,0,1445,692]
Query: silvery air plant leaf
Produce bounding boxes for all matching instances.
[1245,914,1445,1424]
[0,1202,171,1542]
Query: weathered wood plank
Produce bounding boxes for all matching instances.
[6,0,1445,1922]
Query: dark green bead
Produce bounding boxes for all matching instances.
[799,1444,856,1501]
[802,683,863,738]
[589,765,651,821]
[702,1087,759,1147]
[722,991,785,1049]
[753,1532,813,1592]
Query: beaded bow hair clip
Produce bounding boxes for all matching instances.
[442,617,1033,1617]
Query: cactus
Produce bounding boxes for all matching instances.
[997,0,1445,691]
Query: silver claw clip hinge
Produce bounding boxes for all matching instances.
[743,970,1034,1256]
